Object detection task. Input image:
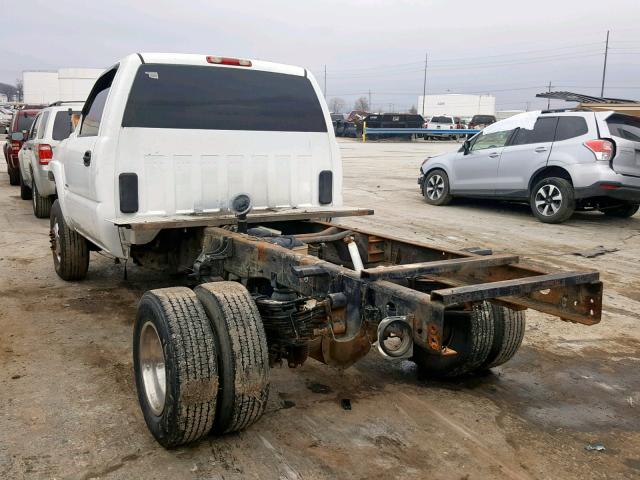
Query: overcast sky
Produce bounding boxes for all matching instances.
[2,0,639,112]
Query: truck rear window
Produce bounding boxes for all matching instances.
[122,64,327,132]
[16,114,36,132]
[606,114,640,142]
[52,111,81,140]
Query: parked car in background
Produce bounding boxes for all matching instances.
[425,115,465,139]
[331,113,346,136]
[5,108,41,185]
[18,101,83,217]
[418,111,640,223]
[468,114,496,130]
[359,113,424,140]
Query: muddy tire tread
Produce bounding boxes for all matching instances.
[136,288,218,447]
[482,305,526,369]
[32,180,53,218]
[50,200,89,281]
[195,282,269,434]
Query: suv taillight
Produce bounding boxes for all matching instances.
[584,139,613,161]
[37,144,53,164]
[11,141,20,152]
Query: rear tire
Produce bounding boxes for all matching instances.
[478,305,526,370]
[8,166,19,186]
[422,169,452,206]
[601,203,639,218]
[134,287,219,448]
[530,177,575,223]
[19,170,32,200]
[32,180,53,218]
[195,282,270,434]
[49,200,89,280]
[412,302,494,378]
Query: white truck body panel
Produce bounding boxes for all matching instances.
[418,94,496,119]
[51,53,344,259]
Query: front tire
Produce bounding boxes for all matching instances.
[479,305,526,370]
[601,203,639,218]
[134,287,219,448]
[32,180,53,218]
[530,177,575,223]
[422,169,452,206]
[49,200,89,280]
[195,282,270,435]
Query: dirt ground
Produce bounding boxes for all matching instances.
[1,138,639,480]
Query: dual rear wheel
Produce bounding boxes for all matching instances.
[133,282,270,448]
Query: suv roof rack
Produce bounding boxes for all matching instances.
[540,108,579,114]
[48,100,84,107]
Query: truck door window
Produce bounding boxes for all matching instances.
[37,111,50,139]
[79,68,116,137]
[510,117,558,146]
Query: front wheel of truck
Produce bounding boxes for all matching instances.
[49,200,89,280]
[412,302,494,378]
[134,287,219,448]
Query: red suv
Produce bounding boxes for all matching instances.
[5,109,41,185]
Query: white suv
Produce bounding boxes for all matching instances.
[18,102,82,217]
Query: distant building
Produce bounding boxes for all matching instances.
[496,110,525,121]
[0,93,7,103]
[22,68,104,105]
[417,94,496,119]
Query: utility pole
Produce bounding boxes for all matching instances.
[547,81,552,110]
[421,52,428,117]
[368,89,371,111]
[600,30,610,98]
[323,65,327,98]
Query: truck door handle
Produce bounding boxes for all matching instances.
[83,150,91,166]
[535,147,547,153]
[489,152,500,158]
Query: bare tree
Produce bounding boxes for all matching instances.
[408,105,417,114]
[328,97,346,113]
[353,96,369,111]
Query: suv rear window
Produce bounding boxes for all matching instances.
[606,114,640,142]
[430,116,452,124]
[554,116,588,141]
[52,110,81,140]
[122,64,327,132]
[471,115,495,124]
[16,114,36,132]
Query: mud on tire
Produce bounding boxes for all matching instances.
[134,287,219,448]
[19,170,32,200]
[195,281,270,434]
[412,302,494,378]
[49,200,89,281]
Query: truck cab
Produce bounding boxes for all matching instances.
[50,53,344,261]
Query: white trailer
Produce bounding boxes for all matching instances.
[418,94,495,120]
[22,68,103,105]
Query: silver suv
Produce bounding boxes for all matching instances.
[418,111,640,223]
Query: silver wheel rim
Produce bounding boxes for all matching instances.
[426,174,445,200]
[139,321,166,416]
[52,221,62,263]
[535,184,563,216]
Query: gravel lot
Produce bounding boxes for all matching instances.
[1,138,639,479]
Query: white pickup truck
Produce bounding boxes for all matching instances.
[49,53,603,449]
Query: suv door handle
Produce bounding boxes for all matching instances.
[83,150,91,166]
[534,147,547,153]
[488,152,500,158]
